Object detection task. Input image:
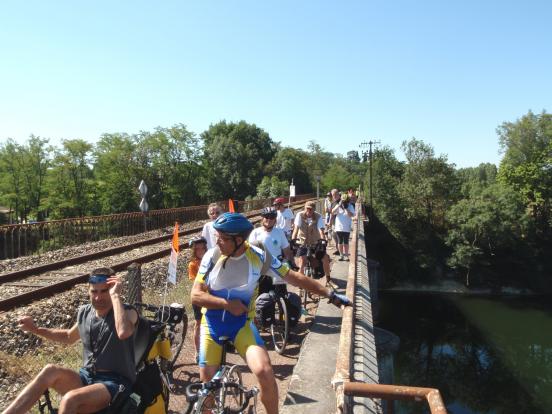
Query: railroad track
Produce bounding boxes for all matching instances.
[0,200,313,311]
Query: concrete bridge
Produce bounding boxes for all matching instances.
[281,201,446,414]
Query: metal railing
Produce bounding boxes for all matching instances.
[332,198,447,414]
[343,383,447,414]
[0,194,313,259]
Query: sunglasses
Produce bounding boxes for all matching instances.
[89,274,109,284]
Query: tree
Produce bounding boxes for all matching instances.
[21,136,51,220]
[94,133,139,213]
[497,110,552,238]
[47,139,94,218]
[201,121,277,199]
[267,146,312,194]
[256,176,289,198]
[0,139,27,222]
[446,183,527,286]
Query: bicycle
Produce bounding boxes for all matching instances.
[295,239,327,308]
[255,279,289,354]
[184,337,259,414]
[135,302,187,372]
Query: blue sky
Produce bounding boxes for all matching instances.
[1,1,550,167]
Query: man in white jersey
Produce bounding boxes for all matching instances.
[272,197,294,239]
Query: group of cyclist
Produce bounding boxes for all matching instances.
[5,195,352,414]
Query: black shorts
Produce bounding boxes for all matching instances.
[192,304,202,321]
[336,231,350,245]
[296,244,327,260]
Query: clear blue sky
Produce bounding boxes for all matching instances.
[1,1,550,167]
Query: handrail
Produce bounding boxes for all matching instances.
[343,382,448,414]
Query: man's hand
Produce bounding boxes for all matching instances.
[18,316,38,334]
[328,291,352,308]
[106,275,123,297]
[224,299,248,316]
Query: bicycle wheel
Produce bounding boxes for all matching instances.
[169,315,188,368]
[222,365,244,412]
[271,296,289,354]
[301,266,312,308]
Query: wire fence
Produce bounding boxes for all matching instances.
[0,194,313,260]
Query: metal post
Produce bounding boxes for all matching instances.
[126,263,142,313]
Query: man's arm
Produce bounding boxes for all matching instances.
[283,270,331,297]
[107,276,138,340]
[18,317,80,345]
[191,281,248,317]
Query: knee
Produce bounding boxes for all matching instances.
[252,362,274,383]
[37,364,62,383]
[58,390,78,411]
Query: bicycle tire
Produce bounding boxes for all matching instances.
[271,296,289,354]
[302,266,312,308]
[222,365,244,412]
[169,315,188,368]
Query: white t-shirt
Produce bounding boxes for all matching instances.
[294,213,325,230]
[201,221,217,250]
[248,226,289,259]
[276,208,294,234]
[334,204,355,233]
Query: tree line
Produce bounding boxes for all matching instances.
[369,110,551,289]
[0,120,365,222]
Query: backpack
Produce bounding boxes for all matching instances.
[255,293,275,327]
[285,292,302,328]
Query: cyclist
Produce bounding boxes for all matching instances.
[191,212,350,414]
[188,236,208,362]
[291,200,332,285]
[272,197,294,239]
[249,207,294,294]
[3,268,138,414]
[201,203,223,249]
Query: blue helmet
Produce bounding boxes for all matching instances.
[213,212,254,236]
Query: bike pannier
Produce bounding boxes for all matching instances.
[255,293,275,327]
[285,292,302,328]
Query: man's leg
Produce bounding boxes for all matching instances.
[296,254,306,274]
[323,255,332,284]
[2,364,82,414]
[245,345,278,414]
[58,383,111,414]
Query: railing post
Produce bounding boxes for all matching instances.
[126,263,142,313]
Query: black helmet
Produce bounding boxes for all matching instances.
[189,236,207,248]
[260,207,277,219]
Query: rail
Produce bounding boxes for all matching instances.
[333,198,447,414]
[0,194,313,259]
[343,383,447,414]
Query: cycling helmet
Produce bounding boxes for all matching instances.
[213,212,254,236]
[272,197,286,205]
[189,236,207,248]
[260,207,277,219]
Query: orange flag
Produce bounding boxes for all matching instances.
[228,199,235,213]
[172,222,179,252]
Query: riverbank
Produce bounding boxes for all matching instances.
[381,279,548,296]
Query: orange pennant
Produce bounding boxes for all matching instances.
[228,199,235,213]
[172,222,179,252]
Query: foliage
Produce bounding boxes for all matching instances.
[255,176,289,198]
[201,121,277,200]
[497,110,552,238]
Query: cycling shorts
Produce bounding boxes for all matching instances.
[198,316,263,367]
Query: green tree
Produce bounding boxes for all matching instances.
[256,176,289,198]
[201,121,276,199]
[267,146,312,194]
[21,135,51,220]
[0,139,27,222]
[497,110,552,238]
[47,139,94,218]
[446,183,527,286]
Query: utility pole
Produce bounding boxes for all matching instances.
[360,140,380,219]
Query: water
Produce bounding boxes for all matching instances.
[377,293,552,414]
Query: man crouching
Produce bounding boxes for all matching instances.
[2,267,138,414]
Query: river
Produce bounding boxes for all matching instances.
[377,293,552,414]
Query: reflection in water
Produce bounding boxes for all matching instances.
[378,294,552,414]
